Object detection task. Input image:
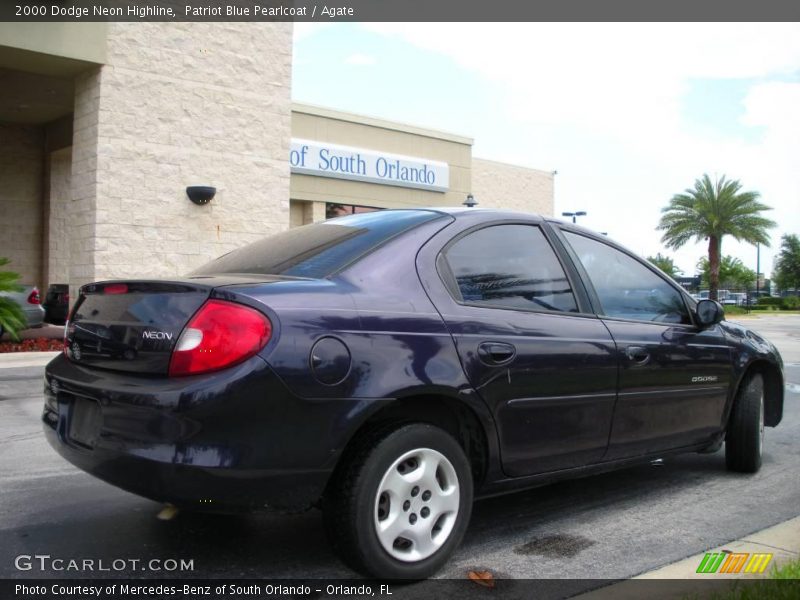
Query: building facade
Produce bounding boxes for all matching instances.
[0,23,554,299]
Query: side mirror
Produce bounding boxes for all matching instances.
[696,299,724,327]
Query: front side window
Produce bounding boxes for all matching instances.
[442,224,578,313]
[563,232,691,324]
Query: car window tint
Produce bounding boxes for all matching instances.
[444,224,578,313]
[563,232,691,324]
[191,210,443,279]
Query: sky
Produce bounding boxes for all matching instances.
[292,23,800,279]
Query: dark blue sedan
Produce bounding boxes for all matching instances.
[43,208,784,579]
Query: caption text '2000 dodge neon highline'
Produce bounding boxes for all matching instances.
[43,208,784,579]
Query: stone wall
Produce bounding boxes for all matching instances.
[47,147,72,286]
[0,123,43,286]
[70,22,293,290]
[471,158,554,216]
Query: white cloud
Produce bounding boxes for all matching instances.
[357,23,800,276]
[344,53,377,66]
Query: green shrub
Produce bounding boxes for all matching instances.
[0,258,26,340]
[758,296,783,307]
[781,295,800,310]
[723,306,748,315]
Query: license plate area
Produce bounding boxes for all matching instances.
[68,397,102,449]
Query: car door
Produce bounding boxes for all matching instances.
[425,221,618,477]
[558,229,732,459]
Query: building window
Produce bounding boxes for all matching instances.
[326,203,382,219]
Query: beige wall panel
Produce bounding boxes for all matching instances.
[0,123,43,285]
[471,158,554,216]
[0,23,107,77]
[0,23,107,65]
[289,200,305,228]
[47,147,72,286]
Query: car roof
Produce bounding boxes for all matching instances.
[423,206,545,222]
[418,207,610,240]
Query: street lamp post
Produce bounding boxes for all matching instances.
[562,211,587,224]
[756,243,761,298]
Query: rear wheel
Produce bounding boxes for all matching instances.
[725,373,764,473]
[323,423,472,579]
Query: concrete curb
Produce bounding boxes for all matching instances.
[0,351,60,368]
[574,515,800,598]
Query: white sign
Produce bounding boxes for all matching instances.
[290,138,449,192]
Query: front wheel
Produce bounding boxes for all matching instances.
[725,373,765,473]
[323,423,473,579]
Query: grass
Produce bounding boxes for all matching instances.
[724,309,800,318]
[722,306,750,316]
[700,558,800,600]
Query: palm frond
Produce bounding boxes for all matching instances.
[0,258,26,339]
[656,173,775,250]
[0,297,26,341]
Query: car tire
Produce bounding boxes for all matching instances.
[323,423,473,580]
[725,373,764,473]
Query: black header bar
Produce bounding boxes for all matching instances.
[3,0,800,22]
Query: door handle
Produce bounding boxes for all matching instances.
[478,342,516,365]
[625,345,650,365]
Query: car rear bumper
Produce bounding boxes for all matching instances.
[43,354,388,512]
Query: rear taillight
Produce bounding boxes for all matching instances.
[103,283,128,294]
[168,300,271,377]
[27,288,41,304]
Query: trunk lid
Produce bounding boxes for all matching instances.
[65,276,283,374]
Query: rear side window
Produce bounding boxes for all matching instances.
[442,224,578,313]
[563,231,691,324]
[192,210,443,279]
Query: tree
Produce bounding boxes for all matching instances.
[0,258,26,340]
[773,233,800,292]
[696,255,756,289]
[647,253,682,278]
[657,174,775,301]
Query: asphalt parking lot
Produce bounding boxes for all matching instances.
[1,315,798,591]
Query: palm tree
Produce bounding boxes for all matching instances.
[647,253,682,278]
[657,174,775,301]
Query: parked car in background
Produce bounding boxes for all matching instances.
[722,293,748,307]
[0,285,44,338]
[43,284,69,325]
[43,209,785,579]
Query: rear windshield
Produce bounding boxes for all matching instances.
[191,210,444,279]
